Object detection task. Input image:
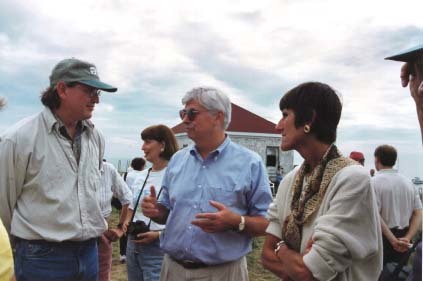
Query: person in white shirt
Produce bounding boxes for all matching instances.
[124,125,179,281]
[372,144,422,266]
[98,160,132,281]
[117,157,145,263]
[125,157,146,191]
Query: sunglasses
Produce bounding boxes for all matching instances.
[179,108,209,121]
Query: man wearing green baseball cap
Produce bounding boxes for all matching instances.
[0,58,117,281]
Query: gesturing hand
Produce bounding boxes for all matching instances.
[141,186,160,219]
[191,200,239,233]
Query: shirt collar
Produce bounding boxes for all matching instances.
[42,107,94,134]
[377,168,397,174]
[189,135,231,160]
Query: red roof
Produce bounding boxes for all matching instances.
[172,103,278,134]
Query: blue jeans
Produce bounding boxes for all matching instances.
[14,238,98,281]
[126,238,164,281]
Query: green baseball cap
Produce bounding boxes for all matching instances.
[49,58,117,92]
[385,43,423,62]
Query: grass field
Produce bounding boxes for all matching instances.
[109,209,279,281]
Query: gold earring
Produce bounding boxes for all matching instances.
[304,125,311,133]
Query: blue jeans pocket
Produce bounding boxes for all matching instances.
[16,241,62,281]
[25,242,55,258]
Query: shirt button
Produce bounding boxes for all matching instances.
[198,184,202,188]
[188,226,192,229]
[202,166,206,169]
[193,205,197,209]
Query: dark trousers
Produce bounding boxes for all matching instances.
[382,227,409,266]
[120,235,127,256]
[111,197,127,256]
[14,238,98,281]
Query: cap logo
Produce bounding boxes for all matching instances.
[89,66,97,75]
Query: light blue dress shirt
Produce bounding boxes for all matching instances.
[159,137,272,264]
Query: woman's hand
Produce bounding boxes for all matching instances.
[275,239,317,281]
[131,231,160,244]
[261,234,291,280]
[303,237,314,255]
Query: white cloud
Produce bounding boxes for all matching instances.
[0,0,422,177]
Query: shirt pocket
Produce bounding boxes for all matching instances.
[202,185,241,212]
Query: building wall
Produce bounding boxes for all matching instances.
[175,133,294,181]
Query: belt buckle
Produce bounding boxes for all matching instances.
[182,260,199,269]
[174,258,207,269]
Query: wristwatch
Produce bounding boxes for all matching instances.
[238,216,245,231]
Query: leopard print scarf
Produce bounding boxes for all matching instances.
[281,144,356,252]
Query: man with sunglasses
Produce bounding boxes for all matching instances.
[0,58,117,281]
[142,87,273,281]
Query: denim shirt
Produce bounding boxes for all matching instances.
[159,137,272,264]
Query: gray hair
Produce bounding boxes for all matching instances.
[182,87,232,129]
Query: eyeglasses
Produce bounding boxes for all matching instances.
[81,86,101,98]
[71,83,101,98]
[179,108,209,121]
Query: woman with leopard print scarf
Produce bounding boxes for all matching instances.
[261,82,383,281]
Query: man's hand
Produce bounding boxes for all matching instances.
[191,200,239,233]
[401,62,423,103]
[121,221,128,233]
[104,228,124,242]
[390,237,410,253]
[396,237,412,252]
[141,186,160,219]
[131,231,160,244]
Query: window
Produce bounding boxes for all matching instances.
[266,146,279,167]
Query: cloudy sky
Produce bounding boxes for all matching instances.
[0,0,422,178]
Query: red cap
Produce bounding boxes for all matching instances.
[349,151,365,161]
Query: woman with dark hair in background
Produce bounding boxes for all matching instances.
[261,82,382,280]
[124,125,178,281]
